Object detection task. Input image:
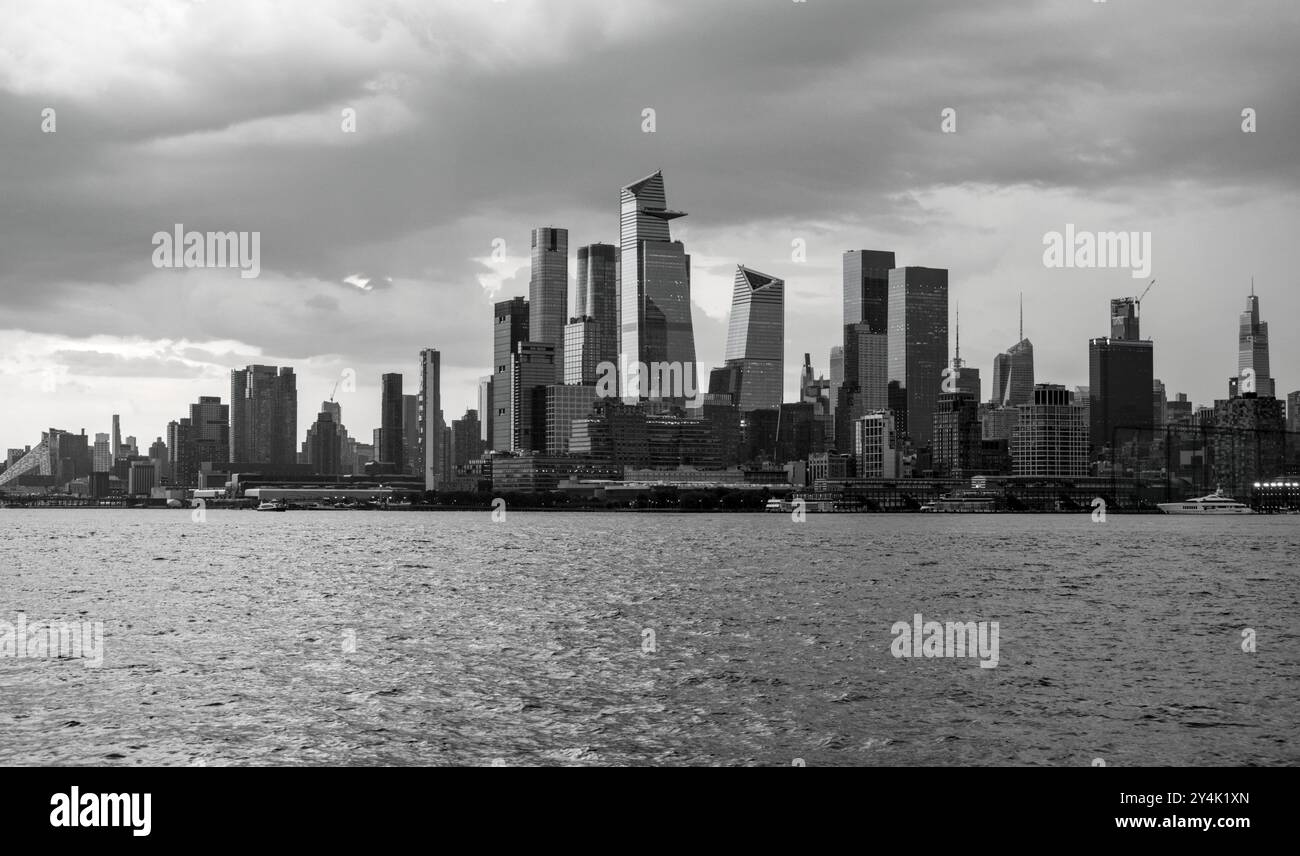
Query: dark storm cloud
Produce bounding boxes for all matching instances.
[0,0,1296,447]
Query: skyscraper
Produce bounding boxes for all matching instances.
[575,242,619,373]
[230,365,297,465]
[418,349,444,491]
[492,296,529,450]
[619,170,696,400]
[169,395,230,486]
[990,296,1034,406]
[309,410,341,475]
[379,373,404,470]
[835,323,888,450]
[887,266,949,447]
[92,433,111,473]
[1238,284,1274,397]
[564,316,601,385]
[529,227,569,383]
[1088,299,1153,456]
[402,394,420,475]
[722,265,785,411]
[111,415,122,461]
[477,376,494,447]
[511,342,557,452]
[843,250,896,336]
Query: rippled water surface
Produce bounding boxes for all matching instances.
[1,509,1297,766]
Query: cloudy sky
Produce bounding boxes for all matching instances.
[1,0,1297,453]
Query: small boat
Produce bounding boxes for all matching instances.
[256,499,289,512]
[1157,487,1253,515]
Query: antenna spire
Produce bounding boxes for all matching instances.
[1019,292,1023,342]
[955,304,961,362]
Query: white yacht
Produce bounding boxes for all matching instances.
[1157,488,1253,515]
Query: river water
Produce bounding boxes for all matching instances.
[1,509,1296,766]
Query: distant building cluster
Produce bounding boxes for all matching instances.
[1,174,1296,506]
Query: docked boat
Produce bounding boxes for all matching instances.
[1157,488,1253,515]
[256,499,289,512]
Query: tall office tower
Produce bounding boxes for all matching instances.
[854,410,901,478]
[950,308,981,401]
[309,410,341,475]
[932,391,981,477]
[1088,298,1154,456]
[887,266,949,446]
[148,437,169,483]
[168,396,230,486]
[304,403,346,474]
[1238,285,1275,397]
[111,415,122,460]
[1288,391,1300,435]
[1152,379,1167,427]
[843,250,897,335]
[722,266,785,411]
[564,316,602,385]
[92,433,111,472]
[529,227,569,383]
[1012,384,1089,477]
[230,365,297,465]
[839,250,895,437]
[511,342,557,452]
[828,345,844,437]
[450,409,486,468]
[123,436,138,456]
[575,243,619,372]
[619,171,696,401]
[835,324,888,450]
[990,295,1034,406]
[492,297,529,450]
[418,349,445,491]
[477,377,494,446]
[402,394,420,475]
[379,373,405,469]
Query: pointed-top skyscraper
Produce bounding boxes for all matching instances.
[1238,281,1274,397]
[619,170,696,401]
[722,265,785,411]
[991,294,1034,407]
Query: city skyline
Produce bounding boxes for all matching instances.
[3,1,1299,451]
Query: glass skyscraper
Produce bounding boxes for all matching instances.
[619,171,696,401]
[1088,299,1153,456]
[575,243,619,374]
[887,266,948,447]
[529,227,568,384]
[1238,287,1274,397]
[492,297,529,451]
[379,373,404,469]
[230,365,296,465]
[723,265,784,411]
[418,349,444,490]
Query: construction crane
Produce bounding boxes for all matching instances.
[1135,279,1155,317]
